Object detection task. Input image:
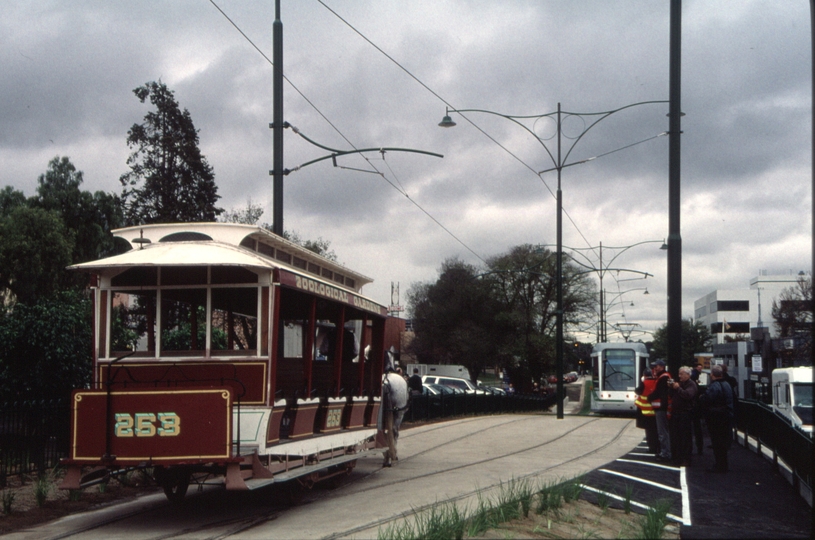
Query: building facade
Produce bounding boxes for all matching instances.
[694,272,807,344]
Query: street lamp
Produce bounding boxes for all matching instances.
[439,101,667,419]
[563,240,665,342]
[600,287,649,342]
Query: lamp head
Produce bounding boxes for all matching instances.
[438,114,456,128]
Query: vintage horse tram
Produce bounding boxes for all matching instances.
[60,222,399,500]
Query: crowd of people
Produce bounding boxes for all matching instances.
[634,358,737,473]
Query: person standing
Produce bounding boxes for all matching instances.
[721,363,739,447]
[408,368,423,396]
[647,359,672,462]
[698,365,734,473]
[690,362,705,455]
[668,366,698,466]
[635,368,660,455]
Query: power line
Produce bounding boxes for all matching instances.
[208,0,486,263]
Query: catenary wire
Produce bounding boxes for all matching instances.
[208,0,486,263]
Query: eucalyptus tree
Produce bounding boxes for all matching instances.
[485,244,596,384]
[406,258,501,382]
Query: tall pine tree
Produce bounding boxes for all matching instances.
[120,81,222,224]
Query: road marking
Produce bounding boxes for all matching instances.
[598,468,682,493]
[680,465,692,526]
[580,484,683,524]
[616,457,679,471]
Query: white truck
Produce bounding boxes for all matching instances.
[771,366,813,435]
[405,363,472,382]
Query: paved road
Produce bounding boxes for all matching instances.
[8,413,643,539]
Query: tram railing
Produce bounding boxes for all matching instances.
[735,399,812,500]
[0,399,70,487]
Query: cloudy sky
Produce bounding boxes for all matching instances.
[1,0,811,341]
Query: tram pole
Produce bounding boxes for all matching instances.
[271,0,284,236]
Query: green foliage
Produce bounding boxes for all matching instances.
[2,489,14,514]
[34,474,53,507]
[0,186,27,216]
[0,290,93,400]
[407,258,501,382]
[284,230,338,262]
[407,246,596,386]
[0,206,75,305]
[119,81,222,225]
[771,277,812,338]
[31,156,122,264]
[650,318,713,368]
[636,499,672,539]
[220,199,265,225]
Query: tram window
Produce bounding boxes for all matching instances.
[258,242,274,258]
[282,321,304,358]
[602,349,636,391]
[161,288,207,355]
[109,291,157,356]
[211,288,258,354]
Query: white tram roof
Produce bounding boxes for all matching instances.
[591,342,649,355]
[70,222,374,293]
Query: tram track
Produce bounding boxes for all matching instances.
[27,415,635,540]
[321,416,634,539]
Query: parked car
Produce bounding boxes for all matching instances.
[421,375,484,394]
[479,385,506,395]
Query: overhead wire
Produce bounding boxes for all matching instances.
[208,0,487,263]
[316,0,666,270]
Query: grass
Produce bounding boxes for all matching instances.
[636,499,672,539]
[34,473,53,507]
[377,476,676,540]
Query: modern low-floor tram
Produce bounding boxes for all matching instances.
[589,342,649,414]
[60,222,400,500]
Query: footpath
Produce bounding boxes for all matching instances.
[569,378,812,539]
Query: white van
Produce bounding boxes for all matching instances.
[771,366,813,434]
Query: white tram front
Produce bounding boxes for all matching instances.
[60,223,400,500]
[589,342,649,414]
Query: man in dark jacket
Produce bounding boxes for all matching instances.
[647,359,672,462]
[408,368,423,396]
[698,365,734,473]
[669,366,698,466]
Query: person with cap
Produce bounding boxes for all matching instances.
[647,359,672,462]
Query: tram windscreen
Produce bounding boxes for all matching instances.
[792,383,813,425]
[602,349,636,391]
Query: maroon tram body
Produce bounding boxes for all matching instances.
[60,223,402,500]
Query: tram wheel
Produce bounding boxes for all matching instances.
[162,472,190,503]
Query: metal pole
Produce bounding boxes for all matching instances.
[272,0,284,236]
[556,103,564,419]
[667,0,682,374]
[809,0,814,369]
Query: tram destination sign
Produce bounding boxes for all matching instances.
[279,270,387,316]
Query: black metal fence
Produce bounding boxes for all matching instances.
[404,391,558,423]
[736,399,813,495]
[0,399,70,487]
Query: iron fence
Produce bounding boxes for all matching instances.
[404,391,557,423]
[736,399,813,495]
[0,399,70,487]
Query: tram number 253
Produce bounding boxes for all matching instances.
[115,412,181,437]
